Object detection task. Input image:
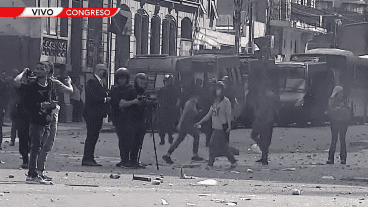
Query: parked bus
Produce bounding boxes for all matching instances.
[275,61,333,127]
[290,48,368,125]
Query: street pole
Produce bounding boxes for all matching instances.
[234,0,242,55]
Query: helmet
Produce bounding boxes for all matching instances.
[115,68,130,82]
[164,74,173,80]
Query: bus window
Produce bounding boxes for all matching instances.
[231,68,237,85]
[194,72,204,85]
[146,74,156,91]
[155,74,165,90]
[236,68,242,84]
[243,74,249,91]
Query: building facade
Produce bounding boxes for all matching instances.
[0,0,73,122]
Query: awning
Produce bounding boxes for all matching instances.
[211,0,219,19]
[199,0,207,14]
[127,56,192,73]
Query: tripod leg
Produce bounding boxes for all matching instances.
[151,128,160,170]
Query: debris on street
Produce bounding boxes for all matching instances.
[186,203,196,206]
[292,189,301,195]
[240,198,251,200]
[8,174,14,178]
[321,176,335,180]
[161,199,169,205]
[109,174,120,179]
[152,180,161,185]
[247,169,254,173]
[196,179,217,186]
[133,174,151,182]
[199,194,211,196]
[226,202,237,206]
[65,184,99,187]
[281,168,296,171]
[211,199,225,203]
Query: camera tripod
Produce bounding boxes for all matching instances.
[137,107,159,170]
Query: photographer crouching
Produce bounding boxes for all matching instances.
[115,73,153,169]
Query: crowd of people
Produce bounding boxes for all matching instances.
[0,62,353,184]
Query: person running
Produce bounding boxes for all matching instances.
[162,93,204,164]
[195,81,237,170]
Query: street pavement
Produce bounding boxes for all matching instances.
[1,122,368,206]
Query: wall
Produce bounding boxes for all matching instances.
[281,28,303,60]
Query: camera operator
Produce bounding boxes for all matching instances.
[118,73,149,169]
[110,68,132,168]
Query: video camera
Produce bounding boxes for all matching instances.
[25,68,35,79]
[137,94,159,110]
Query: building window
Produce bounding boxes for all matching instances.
[181,17,192,40]
[162,15,176,55]
[134,8,149,55]
[41,0,58,36]
[150,5,161,54]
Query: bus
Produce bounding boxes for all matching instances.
[290,48,368,125]
[275,61,333,127]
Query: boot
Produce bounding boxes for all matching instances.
[261,152,268,165]
[159,136,165,145]
[326,153,334,164]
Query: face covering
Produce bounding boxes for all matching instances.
[101,71,107,79]
[216,89,222,96]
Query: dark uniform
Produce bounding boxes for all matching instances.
[118,74,149,168]
[110,83,131,166]
[250,88,279,165]
[157,81,179,145]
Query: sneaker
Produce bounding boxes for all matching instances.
[191,155,204,162]
[326,160,334,164]
[132,163,146,169]
[159,141,165,145]
[21,162,28,169]
[120,162,134,168]
[341,160,346,164]
[116,161,129,167]
[162,155,174,164]
[26,176,52,185]
[229,163,237,170]
[40,175,53,181]
[205,165,214,170]
[10,142,15,146]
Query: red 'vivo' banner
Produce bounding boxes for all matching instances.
[0,7,25,17]
[56,8,119,17]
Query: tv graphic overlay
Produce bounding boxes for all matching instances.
[0,7,120,18]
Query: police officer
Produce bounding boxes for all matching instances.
[110,68,131,167]
[157,75,180,145]
[118,73,149,168]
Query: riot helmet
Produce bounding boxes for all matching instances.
[115,68,130,86]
